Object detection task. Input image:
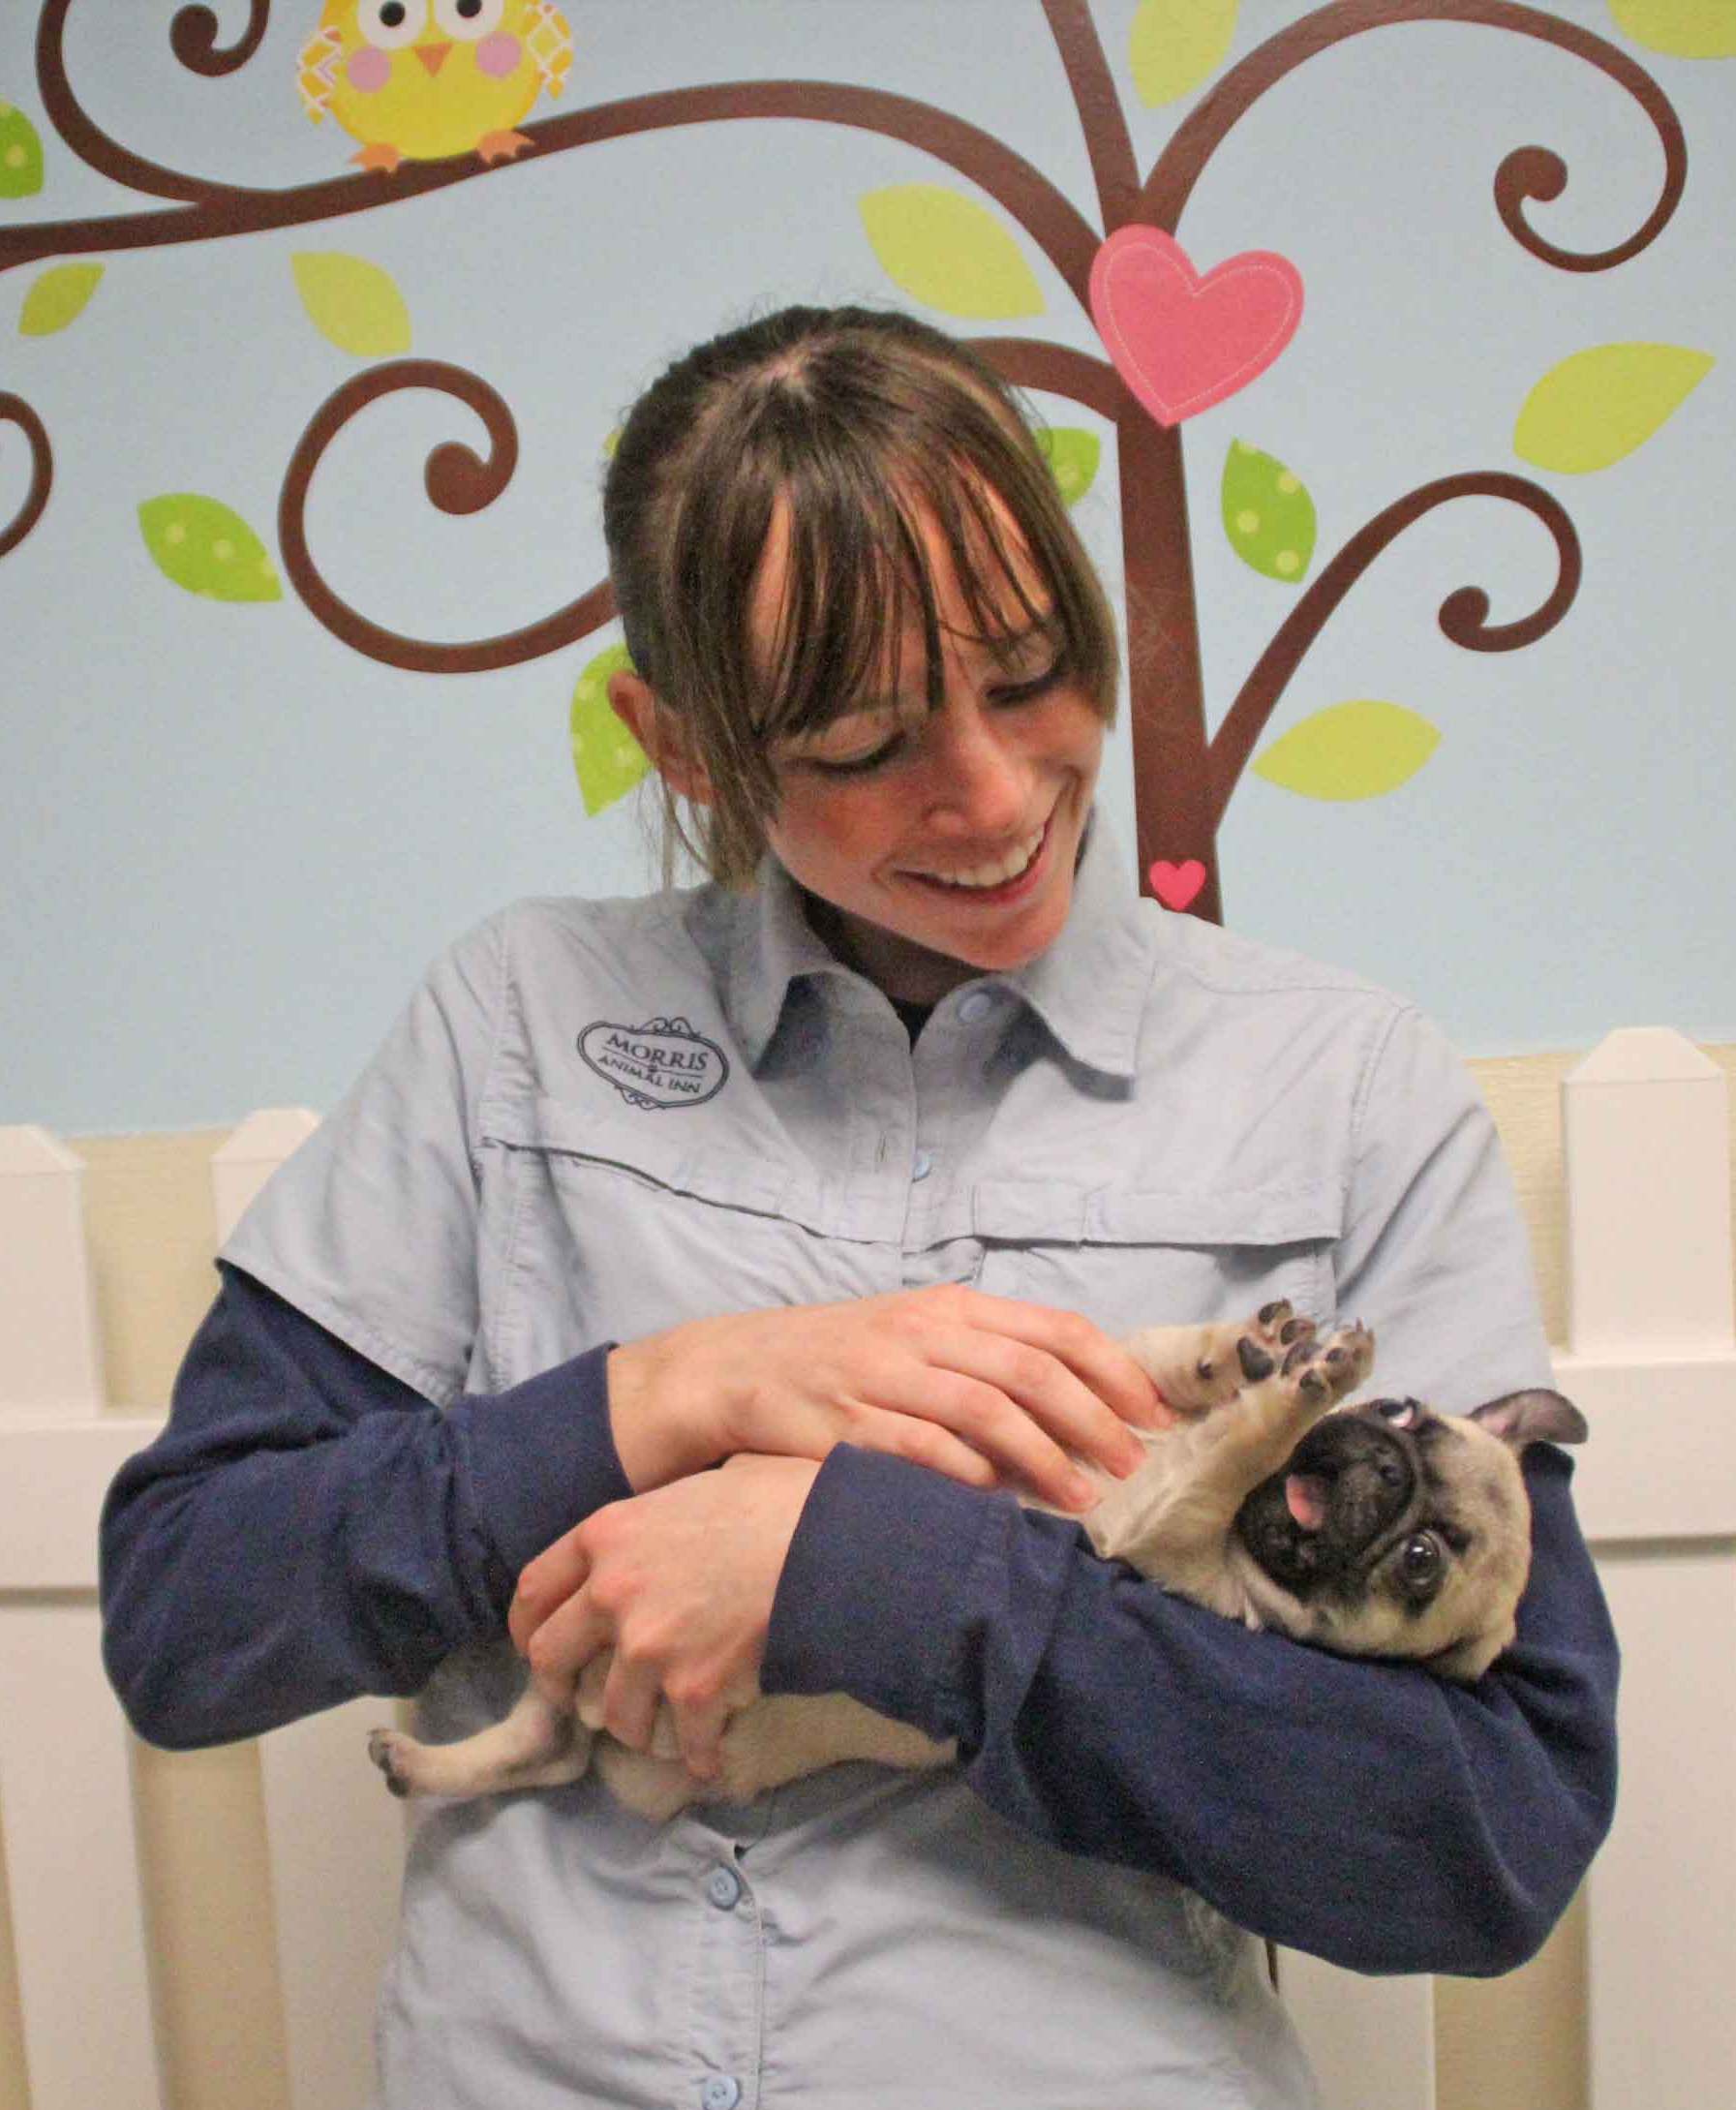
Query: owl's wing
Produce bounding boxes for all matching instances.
[295,26,344,124]
[526,2,575,99]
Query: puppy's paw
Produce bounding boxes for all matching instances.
[1284,1320,1375,1405]
[1153,1303,1318,1412]
[368,1726,416,1800]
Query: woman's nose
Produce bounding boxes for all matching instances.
[923,701,1028,836]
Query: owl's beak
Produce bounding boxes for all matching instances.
[415,42,452,76]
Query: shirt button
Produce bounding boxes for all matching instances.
[701,2079,741,2110]
[912,1149,934,1180]
[958,990,994,1024]
[705,1865,742,1911]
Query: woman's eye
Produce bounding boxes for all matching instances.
[990,656,1067,705]
[807,738,904,778]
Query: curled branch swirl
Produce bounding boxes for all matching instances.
[35,0,279,205]
[0,394,53,561]
[278,360,614,674]
[1142,0,1685,269]
[169,2,274,79]
[1207,472,1581,827]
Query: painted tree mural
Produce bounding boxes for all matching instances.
[1,0,1720,920]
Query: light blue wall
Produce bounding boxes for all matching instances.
[2,2,1730,1133]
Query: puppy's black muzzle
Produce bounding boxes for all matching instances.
[1234,1406,1418,1597]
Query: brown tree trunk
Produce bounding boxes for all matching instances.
[1116,410,1220,922]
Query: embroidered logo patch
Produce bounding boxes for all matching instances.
[577,1016,729,1111]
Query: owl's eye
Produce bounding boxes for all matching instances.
[357,0,429,49]
[433,0,505,37]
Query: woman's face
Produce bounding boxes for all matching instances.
[757,499,1106,1005]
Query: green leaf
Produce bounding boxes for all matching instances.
[1221,440,1316,583]
[138,496,283,603]
[291,252,411,358]
[1609,0,1736,58]
[1035,428,1101,507]
[1129,0,1239,106]
[1254,700,1441,802]
[0,102,45,199]
[570,642,651,815]
[19,263,104,337]
[1514,343,1714,474]
[859,186,1045,320]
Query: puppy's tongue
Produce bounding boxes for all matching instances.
[1285,1473,1331,1530]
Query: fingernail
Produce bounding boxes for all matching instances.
[1065,1471,1098,1511]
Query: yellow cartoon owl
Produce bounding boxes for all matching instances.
[298,0,573,172]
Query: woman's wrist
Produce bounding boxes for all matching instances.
[606,1330,727,1491]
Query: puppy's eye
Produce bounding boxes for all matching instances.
[1397,1533,1443,1598]
[1374,1397,1422,1429]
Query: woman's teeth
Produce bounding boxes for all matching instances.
[913,822,1046,891]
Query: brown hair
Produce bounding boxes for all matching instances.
[602,305,1119,886]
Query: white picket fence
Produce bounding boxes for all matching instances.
[1,1029,1731,2110]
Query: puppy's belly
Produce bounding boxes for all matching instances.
[595,1696,955,1820]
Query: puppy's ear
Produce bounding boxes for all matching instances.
[1467,1389,1588,1450]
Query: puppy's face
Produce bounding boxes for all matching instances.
[1232,1389,1586,1679]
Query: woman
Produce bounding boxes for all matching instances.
[102,305,1617,2110]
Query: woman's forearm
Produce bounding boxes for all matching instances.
[100,1267,628,1749]
[763,1442,1618,1976]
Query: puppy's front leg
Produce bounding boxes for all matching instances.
[1093,1325,1374,1576]
[1187,1324,1374,1493]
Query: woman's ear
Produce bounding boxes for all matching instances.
[608,669,713,806]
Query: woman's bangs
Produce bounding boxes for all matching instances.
[749,466,935,745]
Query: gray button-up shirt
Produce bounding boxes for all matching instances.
[224,813,1556,2109]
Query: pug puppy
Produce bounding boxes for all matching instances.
[369,1306,1585,1819]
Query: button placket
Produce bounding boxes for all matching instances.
[676,1818,763,2110]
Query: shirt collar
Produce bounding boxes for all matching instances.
[710,808,1159,1081]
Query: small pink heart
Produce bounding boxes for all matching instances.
[1148,858,1206,911]
[1090,228,1303,427]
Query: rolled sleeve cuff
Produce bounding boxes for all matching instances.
[761,1446,1010,1738]
[446,1344,635,1580]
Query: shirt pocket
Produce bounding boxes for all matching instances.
[477,1093,893,1385]
[970,1179,1344,1342]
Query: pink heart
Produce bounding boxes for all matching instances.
[1148,858,1205,911]
[1090,228,1303,427]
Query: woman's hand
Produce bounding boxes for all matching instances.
[508,1455,819,1783]
[607,1283,1169,1510]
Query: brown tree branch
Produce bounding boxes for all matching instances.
[278,361,614,673]
[0,393,53,560]
[1142,0,1684,272]
[1206,471,1581,829]
[1039,0,1141,230]
[1,72,1102,299]
[969,336,1125,418]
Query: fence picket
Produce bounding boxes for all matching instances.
[208,1112,404,2110]
[1558,1032,1736,2110]
[0,1127,105,1417]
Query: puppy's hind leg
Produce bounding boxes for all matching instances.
[369,1683,594,1801]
